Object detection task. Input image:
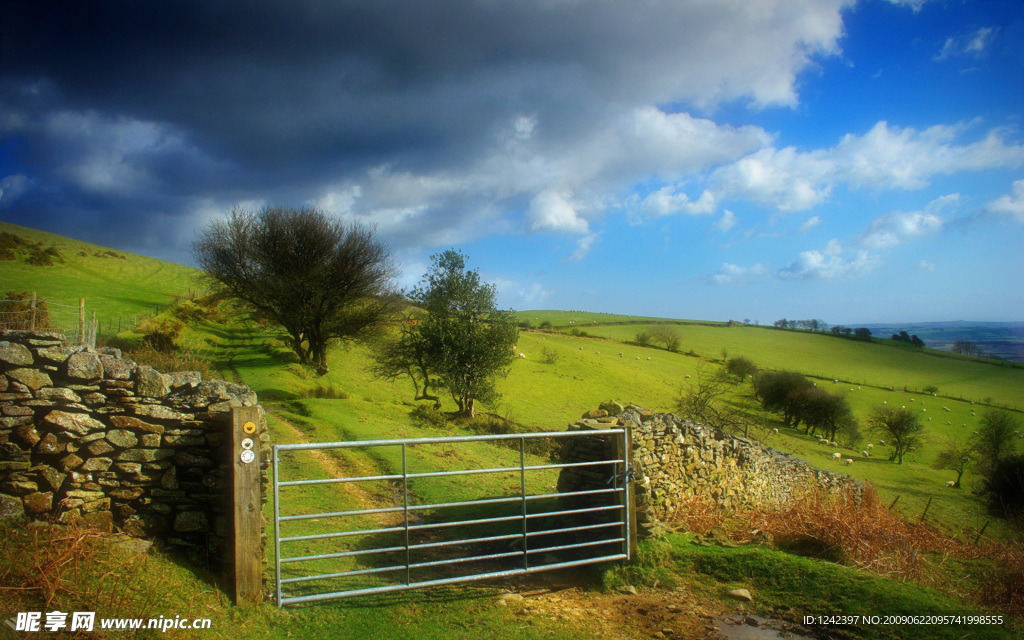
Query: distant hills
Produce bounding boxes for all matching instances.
[859,321,1024,362]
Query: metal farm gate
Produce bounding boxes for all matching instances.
[272,429,633,606]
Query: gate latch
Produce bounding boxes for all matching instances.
[606,464,635,485]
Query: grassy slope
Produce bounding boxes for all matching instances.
[2,224,1021,637]
[0,221,200,321]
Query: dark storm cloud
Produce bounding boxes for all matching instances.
[0,0,847,262]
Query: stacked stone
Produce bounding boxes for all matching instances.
[0,330,269,567]
[560,403,863,539]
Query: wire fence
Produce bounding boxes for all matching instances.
[0,294,98,348]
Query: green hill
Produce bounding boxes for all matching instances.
[0,221,201,326]
[2,223,1022,638]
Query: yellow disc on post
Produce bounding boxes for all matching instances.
[243,421,256,434]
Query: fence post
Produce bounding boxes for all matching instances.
[612,425,638,559]
[78,298,85,345]
[232,406,263,606]
[30,292,36,330]
[91,311,97,347]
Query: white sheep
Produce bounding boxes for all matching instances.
[595,351,600,354]
[844,458,853,466]
[772,428,779,434]
[862,450,870,457]
[866,443,873,450]
[945,480,956,488]
[830,441,838,447]
[879,440,885,445]
[518,352,526,359]
[832,452,842,460]
[635,357,641,360]
[818,438,829,445]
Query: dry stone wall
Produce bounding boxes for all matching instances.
[560,403,862,537]
[0,330,269,567]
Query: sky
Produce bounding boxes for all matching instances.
[1,0,1022,324]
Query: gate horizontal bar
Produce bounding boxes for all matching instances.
[525,537,625,555]
[409,532,521,551]
[274,429,618,453]
[278,487,622,522]
[280,525,405,544]
[281,564,406,584]
[277,458,620,488]
[279,554,628,606]
[281,544,404,564]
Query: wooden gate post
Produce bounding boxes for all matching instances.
[232,407,262,606]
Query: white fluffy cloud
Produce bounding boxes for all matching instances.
[708,262,770,285]
[778,239,881,280]
[986,180,1024,222]
[713,121,1024,212]
[0,174,31,208]
[856,210,944,249]
[714,210,737,233]
[526,190,589,234]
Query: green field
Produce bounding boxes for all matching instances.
[0,221,200,323]
[3,224,1023,637]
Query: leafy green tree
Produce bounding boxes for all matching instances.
[400,250,518,417]
[789,386,855,442]
[868,405,925,464]
[853,327,872,341]
[752,370,813,428]
[724,356,758,381]
[932,436,973,488]
[649,325,680,352]
[192,206,397,375]
[370,311,441,409]
[974,409,1022,474]
[634,331,652,347]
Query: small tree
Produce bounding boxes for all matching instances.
[952,339,982,357]
[634,331,652,347]
[853,327,872,341]
[974,409,1022,474]
[868,405,925,464]
[649,325,681,352]
[789,386,854,441]
[675,362,746,435]
[405,250,518,417]
[752,370,813,428]
[193,206,397,375]
[932,436,973,488]
[725,356,758,381]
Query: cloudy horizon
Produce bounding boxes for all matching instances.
[2,0,1022,324]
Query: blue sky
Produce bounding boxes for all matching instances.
[1,0,1022,324]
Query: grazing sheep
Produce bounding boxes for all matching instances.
[647,357,651,360]
[595,351,600,354]
[685,374,691,378]
[844,458,853,466]
[518,353,526,359]
[866,443,873,450]
[832,452,842,460]
[946,480,956,488]
[772,428,779,434]
[928,417,932,421]
[830,441,838,447]
[579,347,583,350]
[947,421,952,425]
[879,440,885,445]
[635,357,641,360]
[883,400,887,404]
[862,450,870,457]
[819,438,829,445]
[910,398,915,402]
[943,406,950,412]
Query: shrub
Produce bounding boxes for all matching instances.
[541,345,559,365]
[517,320,533,329]
[411,404,449,430]
[0,291,51,330]
[136,317,184,352]
[983,454,1024,517]
[0,231,25,250]
[634,332,652,346]
[0,248,15,261]
[923,385,939,394]
[302,383,350,400]
[539,320,553,330]
[25,247,54,266]
[725,356,758,380]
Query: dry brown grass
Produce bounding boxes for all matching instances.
[0,522,169,634]
[663,485,1024,618]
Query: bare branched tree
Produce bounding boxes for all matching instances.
[193,206,398,375]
